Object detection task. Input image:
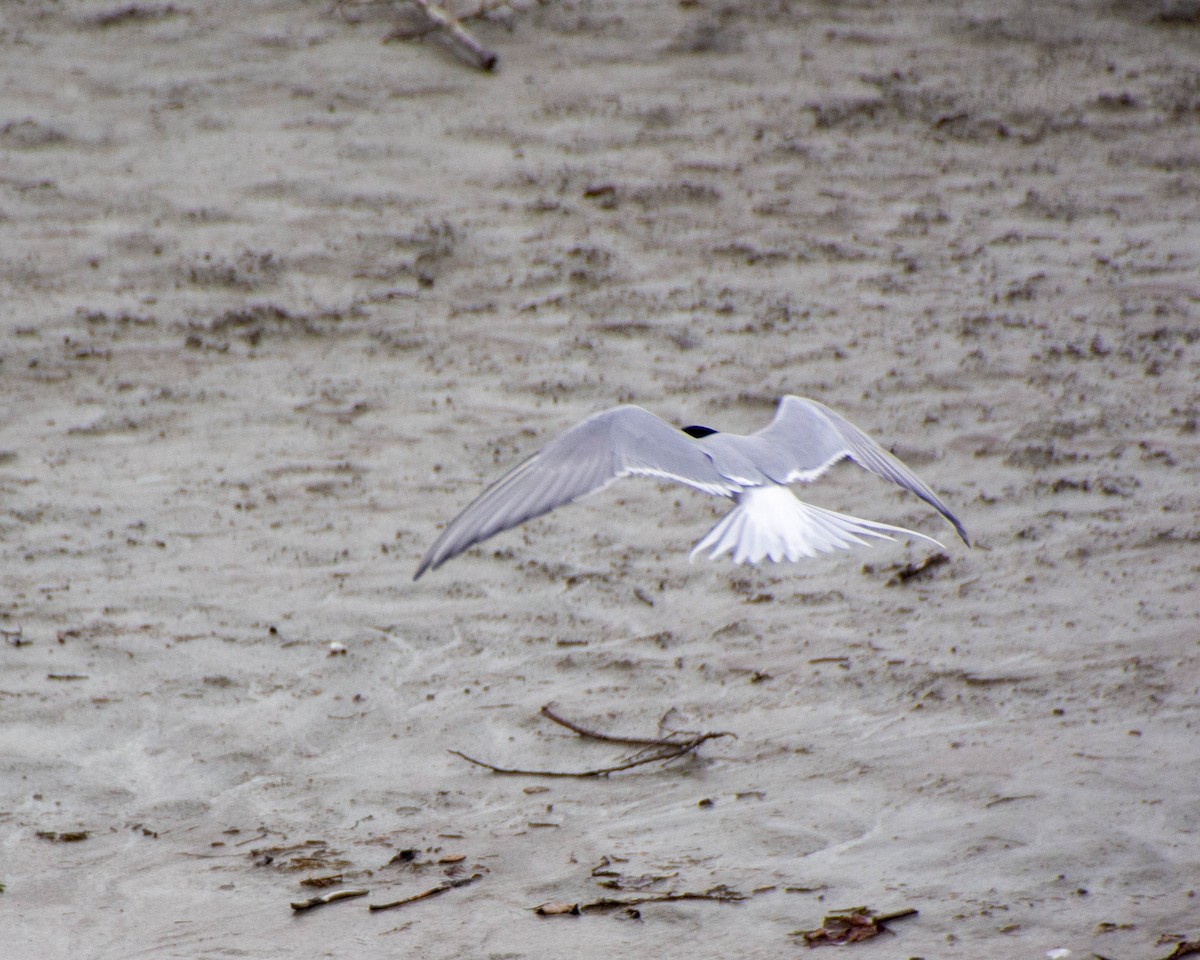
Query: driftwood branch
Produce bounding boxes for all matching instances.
[290,888,369,911]
[368,872,484,912]
[580,890,747,912]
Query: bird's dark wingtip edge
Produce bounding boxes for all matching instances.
[413,550,447,581]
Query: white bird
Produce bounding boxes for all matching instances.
[413,396,969,580]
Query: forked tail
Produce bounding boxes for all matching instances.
[689,484,943,565]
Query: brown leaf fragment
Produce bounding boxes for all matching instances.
[795,906,918,946]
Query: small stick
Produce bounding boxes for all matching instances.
[405,0,497,71]
[540,703,699,747]
[450,748,675,777]
[541,703,735,747]
[369,872,484,912]
[579,890,746,912]
[290,888,369,911]
[449,733,727,778]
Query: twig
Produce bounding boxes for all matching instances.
[290,888,369,911]
[449,747,674,777]
[452,705,733,777]
[580,890,746,912]
[536,888,748,915]
[368,872,484,912]
[540,703,719,747]
[398,0,497,70]
[449,732,727,778]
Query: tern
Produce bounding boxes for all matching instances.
[413,396,969,580]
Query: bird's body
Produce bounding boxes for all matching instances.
[413,396,969,580]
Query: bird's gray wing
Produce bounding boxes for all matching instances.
[747,395,971,546]
[413,406,739,579]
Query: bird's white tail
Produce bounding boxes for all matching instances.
[689,485,943,565]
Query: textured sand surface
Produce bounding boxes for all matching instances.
[2,2,1198,957]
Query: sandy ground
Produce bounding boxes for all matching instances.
[2,1,1199,957]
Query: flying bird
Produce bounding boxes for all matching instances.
[413,396,969,580]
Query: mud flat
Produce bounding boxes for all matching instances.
[2,2,1198,958]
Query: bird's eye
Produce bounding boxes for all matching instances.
[682,425,718,438]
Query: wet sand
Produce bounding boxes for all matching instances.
[2,2,1199,957]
